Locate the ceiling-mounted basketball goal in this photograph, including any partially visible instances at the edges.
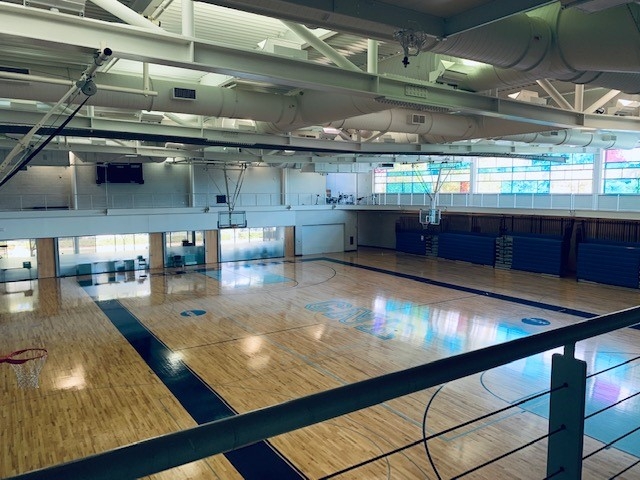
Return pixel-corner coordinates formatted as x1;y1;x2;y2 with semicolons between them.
216;163;248;229
419;208;441;227
218;210;247;229
414;160;452;227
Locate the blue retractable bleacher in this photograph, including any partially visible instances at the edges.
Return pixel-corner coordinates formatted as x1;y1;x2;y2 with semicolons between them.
396;231;427;255
577;241;640;288
437;232;496;266
511;235;565;276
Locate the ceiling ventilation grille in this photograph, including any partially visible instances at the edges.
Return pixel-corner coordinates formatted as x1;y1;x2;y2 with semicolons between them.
409;114;427;125
0;66;30;75
375;98;451;113
172;87;197;100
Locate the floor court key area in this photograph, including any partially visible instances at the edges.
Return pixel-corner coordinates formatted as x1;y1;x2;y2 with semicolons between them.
1;248;640;479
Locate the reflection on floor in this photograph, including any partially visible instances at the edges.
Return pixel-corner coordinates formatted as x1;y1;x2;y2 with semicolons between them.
2;250;639;479
86;259;640;458
200;261;292;286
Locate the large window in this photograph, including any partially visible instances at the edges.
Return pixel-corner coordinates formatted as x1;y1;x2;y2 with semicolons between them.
220;227;285;262
0;239;37;282
604;147;640;193
58;234;149;276
374;154;595;195
165;231;205;267
374;161;471;194
476;154;593;194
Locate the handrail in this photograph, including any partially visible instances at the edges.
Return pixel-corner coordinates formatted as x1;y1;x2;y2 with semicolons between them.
3;192;640;212
10;306;640;480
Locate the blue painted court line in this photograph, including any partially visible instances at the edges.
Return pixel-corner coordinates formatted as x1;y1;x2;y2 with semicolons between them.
308;257;597;318
92;298;305;480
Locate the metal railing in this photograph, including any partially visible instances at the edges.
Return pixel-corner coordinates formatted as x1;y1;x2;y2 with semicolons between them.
1;192;640;212
361;192;640;212
9;305;640;480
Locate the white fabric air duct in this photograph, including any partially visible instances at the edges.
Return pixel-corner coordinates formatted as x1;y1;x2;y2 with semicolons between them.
326;109;478;139
326;109;639;149
438;64;640;95
3;67;635;149
0;69;387;129
493;130;640;149
426;3;640;94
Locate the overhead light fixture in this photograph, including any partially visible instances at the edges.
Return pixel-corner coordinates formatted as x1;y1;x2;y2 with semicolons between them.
393;29;430;67
139;111;164;123
24;0;86;15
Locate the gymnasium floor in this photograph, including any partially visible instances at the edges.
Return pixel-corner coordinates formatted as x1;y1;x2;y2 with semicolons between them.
1;247;640;479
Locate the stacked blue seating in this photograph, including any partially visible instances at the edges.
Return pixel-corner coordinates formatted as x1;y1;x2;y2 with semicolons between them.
577;242;640;288
511;235;565;276
437;232;496;266
396;231;427;255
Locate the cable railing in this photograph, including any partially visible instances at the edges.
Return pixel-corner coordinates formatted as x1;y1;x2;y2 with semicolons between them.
8;305;640;480
2;192;640;213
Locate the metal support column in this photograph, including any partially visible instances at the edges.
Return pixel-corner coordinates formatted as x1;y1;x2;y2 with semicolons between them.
281;167;288;206
367;39;378;74
182;0;194;37
69;152;79;210
546;343;587;479
574;84;584;112
188;161;196;207
282;21;361;72
537;79;575;111
89;0;163;31
585;89;621;114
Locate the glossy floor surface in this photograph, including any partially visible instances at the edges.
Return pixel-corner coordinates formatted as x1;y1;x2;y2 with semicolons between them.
1;248;640;479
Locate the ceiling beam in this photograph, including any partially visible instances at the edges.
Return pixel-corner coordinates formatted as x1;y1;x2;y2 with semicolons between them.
0;136;599;165
2;4;639;134
0;109;604;157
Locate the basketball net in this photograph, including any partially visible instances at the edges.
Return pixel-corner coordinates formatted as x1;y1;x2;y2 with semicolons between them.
3;348;48;389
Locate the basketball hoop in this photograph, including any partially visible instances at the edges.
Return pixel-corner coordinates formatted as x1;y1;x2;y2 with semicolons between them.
420;208;441;227
2;348;48;389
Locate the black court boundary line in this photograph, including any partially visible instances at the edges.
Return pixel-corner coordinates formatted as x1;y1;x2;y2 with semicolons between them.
88;295;306;480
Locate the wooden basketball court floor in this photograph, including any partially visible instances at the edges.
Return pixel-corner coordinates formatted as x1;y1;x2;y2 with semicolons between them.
2;247;640;479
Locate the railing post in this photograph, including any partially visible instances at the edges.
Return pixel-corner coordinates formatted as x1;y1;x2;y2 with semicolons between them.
546;343;587;479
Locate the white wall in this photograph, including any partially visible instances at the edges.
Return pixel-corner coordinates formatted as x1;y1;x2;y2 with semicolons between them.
0;160;357;257
357;171;374;200
299;224;344;254
192;164;327;208
0;206;359;243
326;172;357;198
193;164;282;208
294;209;357;254
0;165;71;209
73;158;190;209
286;169;326;206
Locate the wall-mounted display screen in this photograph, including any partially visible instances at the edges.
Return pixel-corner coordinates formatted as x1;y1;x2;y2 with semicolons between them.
96;163;144;184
